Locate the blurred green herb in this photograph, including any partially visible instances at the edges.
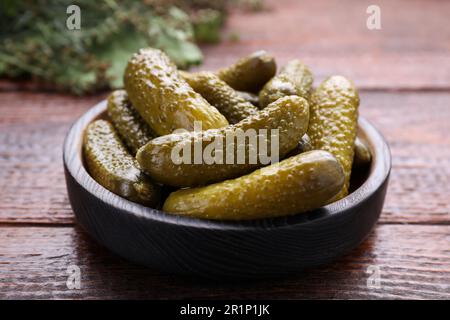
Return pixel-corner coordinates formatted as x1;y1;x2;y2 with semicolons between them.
192;9;224;43
0;0;227;94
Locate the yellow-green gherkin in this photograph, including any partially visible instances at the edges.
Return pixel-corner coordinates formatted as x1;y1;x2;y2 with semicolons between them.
124;48;228;136
353;137;372;167
83;120;161;207
137;96;310;187
163;150;344;220
285;133;313;158
216;50;276;93
287;134;371;170
307;75;360;199
107;90;154;155
259;60;313;109
236;91;260;107
181;71;259;124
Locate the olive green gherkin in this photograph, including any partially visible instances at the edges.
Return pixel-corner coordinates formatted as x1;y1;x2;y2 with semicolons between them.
163;150;344;220
307;75;360;199
83;120;161;207
259;60;313;108
180;71;259;124
107;90;155;155
298;133;313;152
285;133;313;158
124;48;228;136
137;96;310;187
287;134;371;170
216;50;276;93
236;91;260;108
353;137;372;167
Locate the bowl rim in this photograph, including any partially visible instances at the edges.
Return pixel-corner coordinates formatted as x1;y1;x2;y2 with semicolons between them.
63;100;391;231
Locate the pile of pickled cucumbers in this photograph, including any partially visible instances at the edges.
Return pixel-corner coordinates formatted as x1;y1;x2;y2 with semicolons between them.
83;48;372;220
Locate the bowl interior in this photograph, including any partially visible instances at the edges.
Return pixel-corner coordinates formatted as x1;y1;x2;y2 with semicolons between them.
65;100;390;229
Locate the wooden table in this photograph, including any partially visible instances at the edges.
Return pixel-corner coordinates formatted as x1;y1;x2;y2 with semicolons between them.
0;0;449;299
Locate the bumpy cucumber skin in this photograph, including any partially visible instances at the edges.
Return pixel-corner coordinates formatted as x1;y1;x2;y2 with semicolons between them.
83;120;161;207
285;133;313;158
107;90;154;155
307;75;359;199
124;48;228;136
236;91;260;108
216;50;276;93
259;60;313;109
288;134;371;168
353;137;372;167
298;134;313;152
181;71;258;124
137;96;310;187
163;150;344;220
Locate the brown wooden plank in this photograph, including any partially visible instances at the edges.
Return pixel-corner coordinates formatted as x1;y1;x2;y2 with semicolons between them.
1;0;449;92
196;0;450;90
0;224;448;299
1;91;448;224
362;92;450;224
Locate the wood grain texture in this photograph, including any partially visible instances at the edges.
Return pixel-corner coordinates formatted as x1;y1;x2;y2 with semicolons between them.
0;225;448;299
361;92;450;224
196;0;450;90
0;91;448;224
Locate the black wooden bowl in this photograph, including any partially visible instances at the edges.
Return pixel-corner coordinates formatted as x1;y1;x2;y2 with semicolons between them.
63;100;391;278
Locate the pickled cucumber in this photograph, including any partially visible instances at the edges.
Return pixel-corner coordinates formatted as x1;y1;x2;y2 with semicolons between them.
299;134;313;152
137;95;310;187
181;71;259;124
83;119;161;206
353;137;372;167
307;75;359;199
285;133;313;158
107;90;154;155
259;60;313;108
237;91;260;107
124;48;228;136
216;50;276;93
163;150;344;220
287;134;371;170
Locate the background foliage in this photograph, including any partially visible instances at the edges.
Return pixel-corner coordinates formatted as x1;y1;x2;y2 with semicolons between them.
0;0;229;94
